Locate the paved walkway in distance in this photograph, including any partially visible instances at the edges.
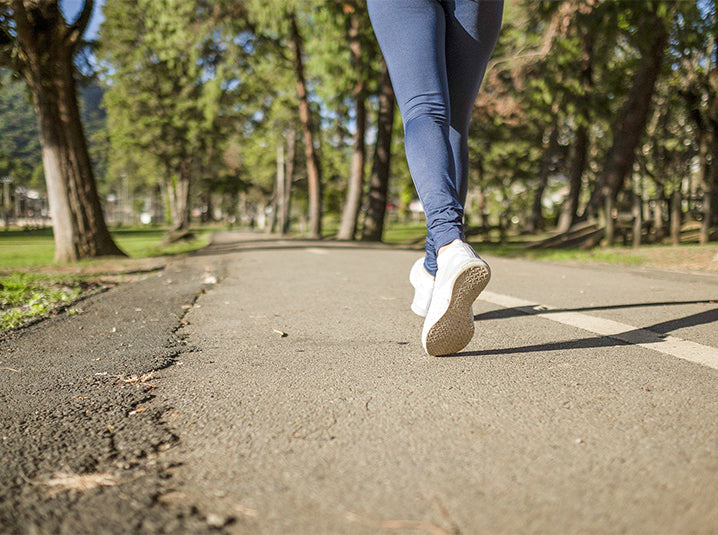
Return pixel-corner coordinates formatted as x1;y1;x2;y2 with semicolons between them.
157;232;718;534
1;230;717;534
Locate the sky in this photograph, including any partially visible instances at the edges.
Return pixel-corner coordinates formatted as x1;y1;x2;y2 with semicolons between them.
60;0;105;41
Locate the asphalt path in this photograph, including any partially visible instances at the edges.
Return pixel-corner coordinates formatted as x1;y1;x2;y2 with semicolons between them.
0;256;217;533
2;231;717;534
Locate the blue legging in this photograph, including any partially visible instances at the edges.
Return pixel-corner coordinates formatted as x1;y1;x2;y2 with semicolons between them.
367;0;503;275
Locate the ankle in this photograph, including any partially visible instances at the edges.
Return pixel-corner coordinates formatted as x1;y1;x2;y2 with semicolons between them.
437;239;463;257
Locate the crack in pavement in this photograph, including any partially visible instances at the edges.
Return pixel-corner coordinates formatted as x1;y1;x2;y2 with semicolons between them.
0;257;224;534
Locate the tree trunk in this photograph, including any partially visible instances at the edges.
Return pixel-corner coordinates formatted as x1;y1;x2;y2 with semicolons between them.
632;192;642;248
157;175;169;225
289;11;322;239
527;125;559;234
337;13;367;241
588;21;667;216
710;188;718;239
361;62;396;242
336;93;366;240
266;193;277;234
681;55;716;243
167;164;191;234
14;0;124;262
653;189;666;241
558;124;589;233
701;126;718;243
165;175;176;229
275;141;286;234
604;195;615;246
202;186;213;223
499;206;510;245
671;190;682;245
527;174;548;234
282;128;296;235
476;184;489;236
558;31;593;233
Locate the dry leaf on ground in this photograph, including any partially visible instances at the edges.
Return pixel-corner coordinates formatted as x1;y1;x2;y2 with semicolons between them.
45;472;118;496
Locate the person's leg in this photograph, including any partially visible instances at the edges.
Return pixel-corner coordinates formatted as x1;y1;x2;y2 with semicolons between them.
420;0;503;355
444;0;504;208
367;0;463;276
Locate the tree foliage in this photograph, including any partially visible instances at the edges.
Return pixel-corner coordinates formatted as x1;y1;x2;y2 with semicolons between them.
2;0;718;246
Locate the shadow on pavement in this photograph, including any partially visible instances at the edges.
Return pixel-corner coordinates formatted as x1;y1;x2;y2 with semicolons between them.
450;304;718;358
475;300;718;321
195;232;718;360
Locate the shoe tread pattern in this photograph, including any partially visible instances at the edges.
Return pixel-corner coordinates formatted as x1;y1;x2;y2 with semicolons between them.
424;261;490;356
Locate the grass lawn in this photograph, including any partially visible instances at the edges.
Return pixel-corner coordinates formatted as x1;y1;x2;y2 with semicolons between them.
0;227;211;269
0;271;90;329
380;221;641;264
380;220;717;272
471;242;646;266
0;227;212;329
2;222;716;330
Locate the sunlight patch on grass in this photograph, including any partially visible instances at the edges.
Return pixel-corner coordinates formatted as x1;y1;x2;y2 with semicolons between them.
0;228;55;268
0;272;93;329
379;221;648;267
0;228;211;329
0;228;212;270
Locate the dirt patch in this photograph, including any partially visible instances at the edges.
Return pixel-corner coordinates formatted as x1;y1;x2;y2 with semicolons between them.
22;256;169;277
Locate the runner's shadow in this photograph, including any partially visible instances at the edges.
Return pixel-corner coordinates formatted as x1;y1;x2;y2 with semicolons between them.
441;306;718;358
474;300;718;321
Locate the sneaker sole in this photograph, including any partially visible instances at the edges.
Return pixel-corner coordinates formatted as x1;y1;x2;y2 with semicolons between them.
424;261;491;356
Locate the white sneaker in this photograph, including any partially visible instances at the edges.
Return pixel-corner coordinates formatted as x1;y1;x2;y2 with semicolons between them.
409;257;434;317
421;241;491;356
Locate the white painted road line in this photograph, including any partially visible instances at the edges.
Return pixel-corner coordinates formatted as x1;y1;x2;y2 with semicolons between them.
479;291;718;371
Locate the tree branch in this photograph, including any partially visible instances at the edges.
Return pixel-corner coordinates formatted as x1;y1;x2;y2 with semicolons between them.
486;2;564;75
0;23;12;47
66;0;94;49
0;3;14;66
11;0;31;47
